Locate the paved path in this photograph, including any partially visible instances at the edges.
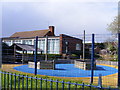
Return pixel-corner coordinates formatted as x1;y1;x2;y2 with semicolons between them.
14;64;117;77
1;64;118;87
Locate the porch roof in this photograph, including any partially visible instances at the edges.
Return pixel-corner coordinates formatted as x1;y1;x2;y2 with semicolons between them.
11;43;43;52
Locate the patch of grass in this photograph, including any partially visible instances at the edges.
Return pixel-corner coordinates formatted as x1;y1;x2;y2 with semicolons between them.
1;64;118;89
1;71;85;89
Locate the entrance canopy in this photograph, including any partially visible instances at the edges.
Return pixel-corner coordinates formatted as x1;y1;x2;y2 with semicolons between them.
10;43;43;63
10;43;43;52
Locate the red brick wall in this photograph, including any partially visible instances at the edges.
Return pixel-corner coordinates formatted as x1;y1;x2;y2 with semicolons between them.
60;34;82;54
46;31;55;36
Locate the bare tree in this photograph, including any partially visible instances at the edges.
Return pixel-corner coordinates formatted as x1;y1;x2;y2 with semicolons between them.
107;16;118;34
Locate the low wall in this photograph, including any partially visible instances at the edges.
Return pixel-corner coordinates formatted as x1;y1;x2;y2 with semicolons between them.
28;60;55;69
56;59;74;64
74;60;96;70
96;60;118;66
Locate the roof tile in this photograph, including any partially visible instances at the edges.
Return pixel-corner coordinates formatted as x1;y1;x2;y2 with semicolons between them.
10;29;50;38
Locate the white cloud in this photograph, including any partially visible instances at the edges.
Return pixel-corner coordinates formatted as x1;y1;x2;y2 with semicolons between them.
2;1;118;37
32;2;117;34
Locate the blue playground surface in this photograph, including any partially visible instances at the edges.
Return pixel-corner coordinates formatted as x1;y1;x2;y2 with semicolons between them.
13;64;118;77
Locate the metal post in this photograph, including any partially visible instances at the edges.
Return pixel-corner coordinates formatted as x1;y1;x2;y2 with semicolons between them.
68;81;71;90
98;74;102;88
118;1;120;87
62;80;64;90
45;79;47;90
34;36;38;75
22;75;24;89
56;79;58;90
18;74;20;89
118;33;120;87
14;73;16;90
0;39;1;90
22;50;24;64
90;34;95;84
45;35;48;61
26;75;28;90
50;79;53;90
14;45;16;62
40;78;42;90
83;30;85;60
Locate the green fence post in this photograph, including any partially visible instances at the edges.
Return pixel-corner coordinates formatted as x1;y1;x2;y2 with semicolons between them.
89;84;92;90
7;72;9;89
40;78;42;90
1;72;3;88
31;76;33;90
22;75;24;90
10;73;12;90
26;75;28;90
56;79;58;90
82;83;84;90
62;80;64;90
45;79;47;90
50;79;53;90
4;71;6;89
108;86;111;90
68;81;71;90
14;73;16;90
36;76;37;90
75;82;77;90
18;74;20;90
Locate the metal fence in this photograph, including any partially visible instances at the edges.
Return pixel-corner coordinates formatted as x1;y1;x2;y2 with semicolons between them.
2;34;118;62
1;33;119;88
1;71;119;90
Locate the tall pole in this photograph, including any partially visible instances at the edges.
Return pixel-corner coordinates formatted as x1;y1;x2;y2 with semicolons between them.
22;49;24;64
34;36;38;75
118;33;120;87
0;39;1;68
14;45;16;62
0;39;1;90
83;30;85;60
118;1;120;87
45;35;48;61
90;34;95;84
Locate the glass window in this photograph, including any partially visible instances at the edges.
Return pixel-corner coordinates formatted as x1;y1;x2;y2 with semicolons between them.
76;44;81;50
48;39;60;54
4;40;12;46
54;39;60;54
22;40;32;45
14;40;21;44
38;38;60;54
38;39;45;53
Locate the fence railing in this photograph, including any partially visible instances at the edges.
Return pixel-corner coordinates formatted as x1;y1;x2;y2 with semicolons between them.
1;71;119;90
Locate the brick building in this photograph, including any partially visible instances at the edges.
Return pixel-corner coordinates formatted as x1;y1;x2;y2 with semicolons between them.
2;26;82;55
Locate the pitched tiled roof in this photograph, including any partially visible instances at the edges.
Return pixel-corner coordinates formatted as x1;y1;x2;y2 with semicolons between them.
10;29;50;38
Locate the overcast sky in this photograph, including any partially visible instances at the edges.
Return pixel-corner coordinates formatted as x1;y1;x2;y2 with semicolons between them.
1;0;118;37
